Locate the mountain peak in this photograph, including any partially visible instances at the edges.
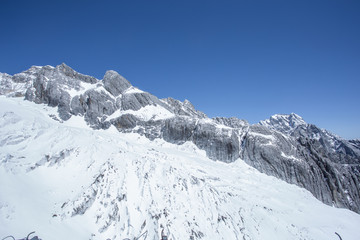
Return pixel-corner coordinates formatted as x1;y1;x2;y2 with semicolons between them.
54;63;98;84
56;62;76;75
57;62;71;69
259;113;306;134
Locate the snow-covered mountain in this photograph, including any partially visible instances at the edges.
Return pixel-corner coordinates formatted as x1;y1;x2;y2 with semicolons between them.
1;64;360;240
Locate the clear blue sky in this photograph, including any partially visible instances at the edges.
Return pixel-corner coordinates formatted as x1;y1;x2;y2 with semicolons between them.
1;0;359;139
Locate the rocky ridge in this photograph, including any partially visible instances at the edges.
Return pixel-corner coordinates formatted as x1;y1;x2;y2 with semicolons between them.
1;63;359;213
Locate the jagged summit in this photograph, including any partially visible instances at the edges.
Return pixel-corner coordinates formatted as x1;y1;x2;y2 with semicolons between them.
1;64;360;215
103;70;132;96
260;113;307;134
0;64;206;127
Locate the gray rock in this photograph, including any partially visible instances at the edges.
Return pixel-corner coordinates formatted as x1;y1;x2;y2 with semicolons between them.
24;74;72;120
162;97;207;118
0;71;33;97
121;92;163;111
0;73;14;95
192;121;240;162
294;131;360;212
19;64;103;122
349;139;360;151
162;117;197;144
162;117;240;162
70;95;85;116
57;91;72;120
111;114;139;130
103;70;131;96
243;115;360;213
57;63;98;84
70;89;117;127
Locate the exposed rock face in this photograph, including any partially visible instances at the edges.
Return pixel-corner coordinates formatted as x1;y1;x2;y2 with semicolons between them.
251;114;360;212
1;64;359;213
121;92;164;111
103;70;131;96
71;89;117;127
20;64;101;121
163;97;207;118
161;117;241;162
0;70;33;97
57;63;98;84
213;117;249;128
349;139;360;151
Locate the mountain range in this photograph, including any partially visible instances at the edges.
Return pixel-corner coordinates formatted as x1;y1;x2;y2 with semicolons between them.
1;63;359;240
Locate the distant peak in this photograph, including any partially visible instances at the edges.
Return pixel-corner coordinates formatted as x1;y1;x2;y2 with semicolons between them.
28;65;44;70
289;112;302;119
56;62;74;72
104;70;123;78
260;113;306;134
183;99;195;110
60;62;69;67
271;113;301;119
270;113;304;122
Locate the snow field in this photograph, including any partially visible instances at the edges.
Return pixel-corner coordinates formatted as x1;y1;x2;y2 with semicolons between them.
0;96;360;240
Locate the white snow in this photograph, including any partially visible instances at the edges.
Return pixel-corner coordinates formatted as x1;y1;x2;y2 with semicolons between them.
109;105;175;121
1;96;360;240
280;152;300;162
67;81;100;98
62;115;91;130
124;86;144;94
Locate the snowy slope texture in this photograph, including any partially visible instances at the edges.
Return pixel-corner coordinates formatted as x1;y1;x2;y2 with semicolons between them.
1;64;359;215
1;96;360;240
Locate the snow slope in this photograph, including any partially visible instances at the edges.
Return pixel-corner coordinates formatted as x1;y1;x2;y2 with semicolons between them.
1;96;359;240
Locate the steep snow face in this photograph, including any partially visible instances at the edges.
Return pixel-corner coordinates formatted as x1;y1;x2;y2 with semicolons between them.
1;96;360;240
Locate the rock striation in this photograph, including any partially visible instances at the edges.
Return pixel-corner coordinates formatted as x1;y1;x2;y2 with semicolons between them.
1;64;359;213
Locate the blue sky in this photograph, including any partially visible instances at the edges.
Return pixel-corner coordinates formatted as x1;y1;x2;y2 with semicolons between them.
1;0;359;139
